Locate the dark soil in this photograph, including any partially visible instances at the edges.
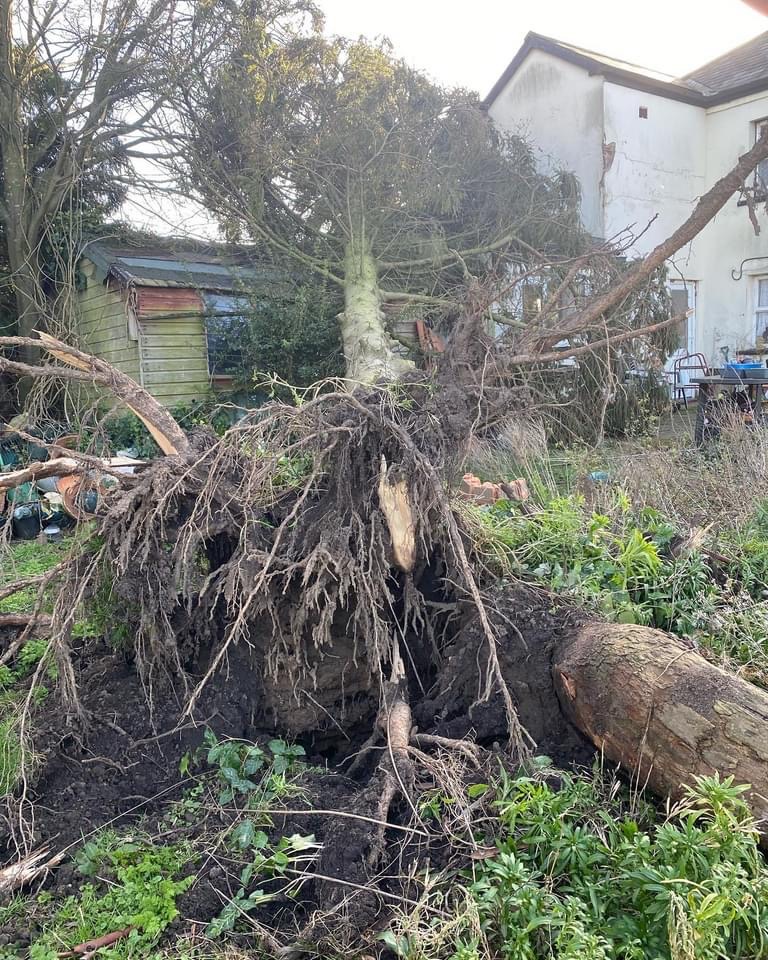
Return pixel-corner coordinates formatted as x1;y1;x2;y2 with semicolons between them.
416;583;593;765
1;583;594;945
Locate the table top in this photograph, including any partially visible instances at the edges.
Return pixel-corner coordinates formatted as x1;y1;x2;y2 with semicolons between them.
691;375;768;385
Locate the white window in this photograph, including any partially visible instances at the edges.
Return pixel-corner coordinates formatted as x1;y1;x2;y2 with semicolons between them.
756;278;768;342
755;120;768;196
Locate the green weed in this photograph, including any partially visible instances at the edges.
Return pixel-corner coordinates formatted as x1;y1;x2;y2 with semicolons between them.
201;730;306;806
206;832;320;938
198;730;318;938
384;768;768;960
468;769;766;960
30;841;193;960
469;491;768;684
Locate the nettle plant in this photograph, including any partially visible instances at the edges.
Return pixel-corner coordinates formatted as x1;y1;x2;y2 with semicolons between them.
199;730;318;939
202;729;306;805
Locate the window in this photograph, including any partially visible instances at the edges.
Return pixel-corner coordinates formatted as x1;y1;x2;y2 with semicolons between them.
669;287;690;353
755;278;768;343
202;292;251;376
755;120;768;197
639;106;648;119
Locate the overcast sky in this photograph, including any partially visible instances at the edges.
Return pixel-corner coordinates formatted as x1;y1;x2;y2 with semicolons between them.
321;0;767;97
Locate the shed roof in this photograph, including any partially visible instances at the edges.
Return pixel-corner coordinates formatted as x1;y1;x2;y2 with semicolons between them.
83;237;287;293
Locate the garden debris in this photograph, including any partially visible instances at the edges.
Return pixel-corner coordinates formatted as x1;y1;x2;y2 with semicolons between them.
0;454;142;526
0;845;64;894
65;927;134;958
459;473;530;505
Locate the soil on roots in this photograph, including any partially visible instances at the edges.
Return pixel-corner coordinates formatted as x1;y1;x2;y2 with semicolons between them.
1;585;593;947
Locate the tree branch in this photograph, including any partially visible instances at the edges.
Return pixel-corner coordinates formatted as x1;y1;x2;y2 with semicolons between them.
520;128;768;352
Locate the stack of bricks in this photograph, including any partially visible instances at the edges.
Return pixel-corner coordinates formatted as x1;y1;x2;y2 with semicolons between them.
458;474;530;506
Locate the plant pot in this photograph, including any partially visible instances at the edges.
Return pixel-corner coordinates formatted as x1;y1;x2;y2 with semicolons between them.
12;503;42;540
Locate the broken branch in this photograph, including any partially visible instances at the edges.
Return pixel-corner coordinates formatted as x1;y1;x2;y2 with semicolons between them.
0;334;190;457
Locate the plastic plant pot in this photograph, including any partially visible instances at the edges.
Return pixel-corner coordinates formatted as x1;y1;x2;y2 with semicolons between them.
12;503;42;540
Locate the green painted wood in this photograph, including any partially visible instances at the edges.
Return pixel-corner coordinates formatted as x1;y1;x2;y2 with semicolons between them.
75;276;217;407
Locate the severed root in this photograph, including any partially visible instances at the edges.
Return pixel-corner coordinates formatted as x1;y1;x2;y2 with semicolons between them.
0;845;64;894
410;732;484;768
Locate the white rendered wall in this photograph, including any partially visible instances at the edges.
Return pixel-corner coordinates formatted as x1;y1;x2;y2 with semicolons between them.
487;50;605;238
694;92;768;360
602;83;706;264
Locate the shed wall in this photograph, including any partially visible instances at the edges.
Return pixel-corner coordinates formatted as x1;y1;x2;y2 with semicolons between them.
77;263;141;381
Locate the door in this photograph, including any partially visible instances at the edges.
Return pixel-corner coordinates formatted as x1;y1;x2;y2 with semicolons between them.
665;281;697;396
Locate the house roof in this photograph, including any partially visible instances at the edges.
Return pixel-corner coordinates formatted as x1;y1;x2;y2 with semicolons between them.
683;31;768;96
82;236;286;293
483;30;768;110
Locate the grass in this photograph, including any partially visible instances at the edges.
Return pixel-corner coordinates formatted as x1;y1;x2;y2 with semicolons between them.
463;421;768;686
0;539;67;616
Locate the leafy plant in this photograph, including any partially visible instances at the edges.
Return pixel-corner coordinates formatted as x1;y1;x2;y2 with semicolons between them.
202;730;306;805
463;768;768;960
206;832;320;938
31;841;193;960
469;491;768;683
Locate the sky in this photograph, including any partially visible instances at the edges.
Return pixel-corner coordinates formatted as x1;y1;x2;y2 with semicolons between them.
320;0;768;98
126;0;768;234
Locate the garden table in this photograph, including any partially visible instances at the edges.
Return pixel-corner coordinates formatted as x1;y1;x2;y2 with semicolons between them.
690;374;768;444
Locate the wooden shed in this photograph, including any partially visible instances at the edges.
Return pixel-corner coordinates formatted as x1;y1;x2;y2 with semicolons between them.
76;238;283;406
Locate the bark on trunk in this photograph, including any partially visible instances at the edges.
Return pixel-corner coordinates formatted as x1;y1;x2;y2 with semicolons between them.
339;242;415;382
554;622;768;829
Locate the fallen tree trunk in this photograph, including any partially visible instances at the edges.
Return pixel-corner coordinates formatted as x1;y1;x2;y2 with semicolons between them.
553;622;768;828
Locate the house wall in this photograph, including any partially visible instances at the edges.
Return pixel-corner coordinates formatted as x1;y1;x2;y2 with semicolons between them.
693;91;768;360
487;49;605;237
487;48;768;365
602;83;707;262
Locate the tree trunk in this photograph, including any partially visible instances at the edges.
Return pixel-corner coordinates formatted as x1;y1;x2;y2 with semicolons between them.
553;622;768;828
339;241;414;382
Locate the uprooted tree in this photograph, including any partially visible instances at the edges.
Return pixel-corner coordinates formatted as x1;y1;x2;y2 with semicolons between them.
2;21;768;946
171;21;672;384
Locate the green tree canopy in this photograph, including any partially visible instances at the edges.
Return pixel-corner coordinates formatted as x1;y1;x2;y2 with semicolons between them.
175;24;588;380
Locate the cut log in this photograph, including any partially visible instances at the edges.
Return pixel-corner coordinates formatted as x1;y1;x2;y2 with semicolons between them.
553;622;768;829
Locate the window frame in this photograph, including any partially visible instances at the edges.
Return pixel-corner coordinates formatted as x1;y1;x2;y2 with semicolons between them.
755;276;768;343
754;118;768;199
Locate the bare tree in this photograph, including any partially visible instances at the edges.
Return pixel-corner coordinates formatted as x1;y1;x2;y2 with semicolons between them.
0;0;245;361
